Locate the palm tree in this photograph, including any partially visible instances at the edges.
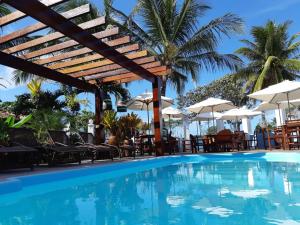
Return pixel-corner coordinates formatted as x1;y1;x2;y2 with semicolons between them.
105;0;243;95
0;77;6;88
0;4;10;18
235;21;300;92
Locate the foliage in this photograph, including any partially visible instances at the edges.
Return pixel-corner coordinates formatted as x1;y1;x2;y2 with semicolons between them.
235;20;300;92
137;121;150;133
178;74;251;109
0;101;14;114
102;82;131;102
207;126;217;135
0;115;32;146
102;110;119;136
28;110;67;144
118;112;142;139
27;79;42;97
0;4;10;18
11;90;65;116
72;110;95;132
0;77;7;88
105;0;243;94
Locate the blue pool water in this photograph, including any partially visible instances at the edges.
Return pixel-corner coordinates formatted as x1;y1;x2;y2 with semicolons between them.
2;153;300;225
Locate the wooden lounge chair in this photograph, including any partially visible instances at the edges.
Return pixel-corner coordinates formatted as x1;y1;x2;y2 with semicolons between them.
0;128;39;171
78;132;120;160
46;130;91;166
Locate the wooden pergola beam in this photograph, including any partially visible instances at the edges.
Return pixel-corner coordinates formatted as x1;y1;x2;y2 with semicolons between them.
3;0;157;83
0;0;65;26
85;63;164;81
98;66;168;83
63;50;148;74
25;27;119;61
70;51;149;78
3;17;105;54
47;38;135;69
103;70;168;83
77;56;158;79
0;51;96;91
0;4;90;44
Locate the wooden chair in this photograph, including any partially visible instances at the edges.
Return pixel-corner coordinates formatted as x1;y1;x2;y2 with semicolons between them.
202;135;216;152
285;120;300;150
215;129;233;152
190;134;203;153
232;131;247;151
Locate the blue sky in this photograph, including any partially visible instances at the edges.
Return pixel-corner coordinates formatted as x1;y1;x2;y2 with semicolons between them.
1;0;300;133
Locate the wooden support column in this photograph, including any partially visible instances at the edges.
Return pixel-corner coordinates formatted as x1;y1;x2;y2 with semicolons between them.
152;77;164;156
95;88;105;144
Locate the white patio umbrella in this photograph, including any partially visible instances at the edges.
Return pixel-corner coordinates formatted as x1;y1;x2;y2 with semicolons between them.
193;112;223;121
162;106;183;133
127;92;173;134
220;108;262;131
254;99;300;125
187;97;236;127
248;80;300;116
192;112;223;136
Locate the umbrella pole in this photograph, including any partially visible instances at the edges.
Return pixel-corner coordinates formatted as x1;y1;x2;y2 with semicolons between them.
277;103;283;126
168;114;171;136
212;107;215;128
287;93;291;120
147;103;150;135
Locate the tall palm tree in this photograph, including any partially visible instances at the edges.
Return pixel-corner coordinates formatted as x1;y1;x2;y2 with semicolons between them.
105;0;243;95
235;21;300;92
0;77;6;88
0;4;10;18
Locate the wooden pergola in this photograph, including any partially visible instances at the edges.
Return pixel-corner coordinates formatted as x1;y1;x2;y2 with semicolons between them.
0;0;168;155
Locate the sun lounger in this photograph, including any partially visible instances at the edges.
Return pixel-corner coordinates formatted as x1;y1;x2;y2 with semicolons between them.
0;128;39;171
46;130;91;166
78;132;121;160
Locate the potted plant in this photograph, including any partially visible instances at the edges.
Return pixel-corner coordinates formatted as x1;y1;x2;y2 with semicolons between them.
102;110;120;146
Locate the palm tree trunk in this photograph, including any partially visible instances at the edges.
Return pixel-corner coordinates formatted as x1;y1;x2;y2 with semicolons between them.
161;75;168;96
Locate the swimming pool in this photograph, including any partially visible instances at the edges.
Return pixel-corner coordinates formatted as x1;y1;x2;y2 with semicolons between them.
1;152;300;225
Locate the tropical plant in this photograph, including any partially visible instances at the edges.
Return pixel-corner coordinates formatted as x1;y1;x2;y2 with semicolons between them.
0;4;10;17
72;110;95;132
118;112;142;139
0;114;32;146
102;82;131;102
102;110;119;136
105;0;243;95
28;110;67;144
27;79;42;97
235;21;300;92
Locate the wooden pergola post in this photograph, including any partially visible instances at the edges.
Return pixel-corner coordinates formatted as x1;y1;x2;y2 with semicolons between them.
152;77;164;156
95;88;105;144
